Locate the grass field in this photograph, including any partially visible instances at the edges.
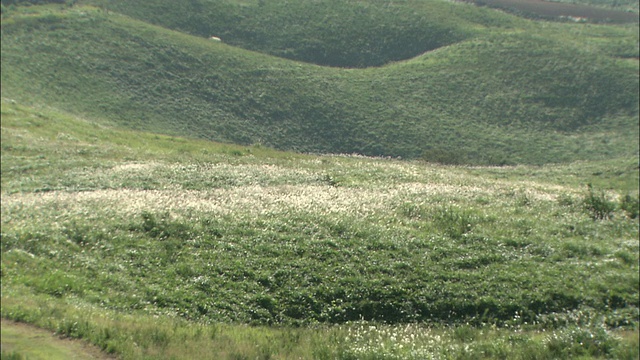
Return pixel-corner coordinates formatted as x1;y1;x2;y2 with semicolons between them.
1;319;116;360
1;99;638;358
1;0;639;358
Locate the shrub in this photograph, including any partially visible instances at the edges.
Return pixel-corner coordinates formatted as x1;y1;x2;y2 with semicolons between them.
582;184;616;220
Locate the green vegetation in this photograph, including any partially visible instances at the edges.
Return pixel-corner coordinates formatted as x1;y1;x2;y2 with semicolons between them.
2;99;638;358
83;0;478;68
1;0;638;358
1;319;114;360
1;1;638;164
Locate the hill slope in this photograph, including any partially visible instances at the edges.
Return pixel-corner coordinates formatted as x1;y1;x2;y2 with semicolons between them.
1;2;638;164
1;99;639;358
81;0;639;67
83;0;482;69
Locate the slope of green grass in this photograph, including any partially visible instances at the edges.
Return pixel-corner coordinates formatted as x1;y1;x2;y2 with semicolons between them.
80;0;639;66
1;2;638;358
2;99;638;358
1;3;638;165
79;0;492;68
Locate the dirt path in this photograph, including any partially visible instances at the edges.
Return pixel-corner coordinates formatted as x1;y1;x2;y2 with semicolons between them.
1;319;117;360
478;0;639;22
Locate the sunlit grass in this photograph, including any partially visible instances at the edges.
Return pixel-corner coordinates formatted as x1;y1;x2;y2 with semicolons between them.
2;2;638;164
1;100;638;358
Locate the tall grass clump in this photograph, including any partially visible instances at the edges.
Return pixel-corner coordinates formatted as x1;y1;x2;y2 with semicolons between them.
431;205;479;240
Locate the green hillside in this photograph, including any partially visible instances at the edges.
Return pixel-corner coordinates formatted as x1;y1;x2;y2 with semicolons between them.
82;0;480;69
2;99;639;358
2;2;639;358
1;1;638;165
80;0;639;66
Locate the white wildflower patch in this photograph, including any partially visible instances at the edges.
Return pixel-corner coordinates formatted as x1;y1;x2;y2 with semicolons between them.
110;162;163;173
1;179;533;228
1;157;584;232
2;185;399;222
338;322;461;359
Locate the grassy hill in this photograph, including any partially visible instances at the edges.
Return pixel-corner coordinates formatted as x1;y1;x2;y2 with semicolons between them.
81;0;639;66
1;98;639;359
1;2;639;358
1;1;638;165
82;0;480;69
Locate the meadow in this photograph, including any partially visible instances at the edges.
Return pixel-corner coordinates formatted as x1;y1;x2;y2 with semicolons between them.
1;0;639;358
1;99;638;358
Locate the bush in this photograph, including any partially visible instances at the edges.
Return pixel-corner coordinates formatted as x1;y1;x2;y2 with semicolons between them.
583;184;616;220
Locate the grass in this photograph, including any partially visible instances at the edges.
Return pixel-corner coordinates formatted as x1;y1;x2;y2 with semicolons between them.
82;0;478;68
1;0;638;357
1;99;638;358
1;1;638;164
1;319;115;360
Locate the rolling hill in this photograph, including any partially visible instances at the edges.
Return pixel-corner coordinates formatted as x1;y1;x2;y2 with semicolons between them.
1;0;638;165
1;98;639;358
1;2;639;357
